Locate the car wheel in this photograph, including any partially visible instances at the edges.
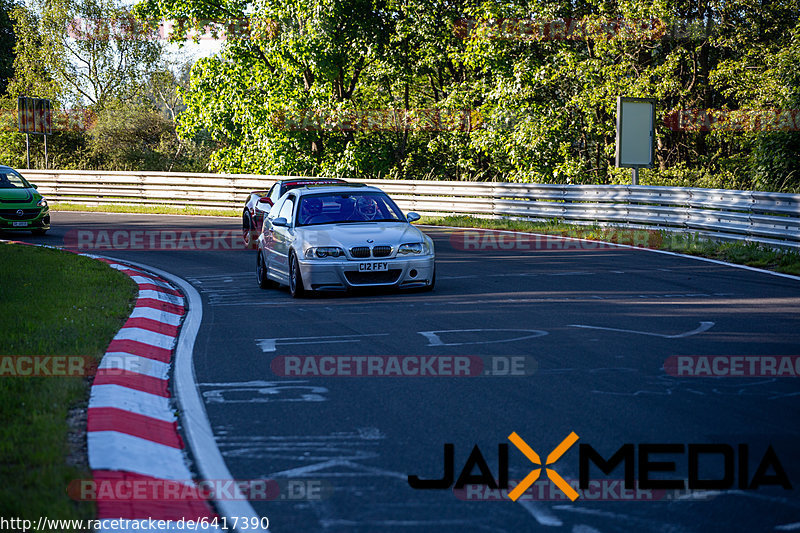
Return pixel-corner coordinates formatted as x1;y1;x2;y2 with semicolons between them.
242;212;255;249
289;251;305;298
256;250;276;289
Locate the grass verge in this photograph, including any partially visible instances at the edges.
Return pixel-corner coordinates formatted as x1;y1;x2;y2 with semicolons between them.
51;201;240;218
0;243;138;521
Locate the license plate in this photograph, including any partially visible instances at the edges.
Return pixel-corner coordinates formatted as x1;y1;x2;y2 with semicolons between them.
12;221;28;227
359;262;388;272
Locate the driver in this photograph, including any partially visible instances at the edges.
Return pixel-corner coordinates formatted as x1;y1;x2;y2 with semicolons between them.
354;196;378;221
300;197;323;224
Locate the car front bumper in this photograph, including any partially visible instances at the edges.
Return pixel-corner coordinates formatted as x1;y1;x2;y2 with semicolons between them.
298;255;435;291
0;206;50;232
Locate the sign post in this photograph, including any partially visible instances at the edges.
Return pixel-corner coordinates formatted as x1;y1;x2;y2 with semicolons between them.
17;96;53;169
615;97;655;185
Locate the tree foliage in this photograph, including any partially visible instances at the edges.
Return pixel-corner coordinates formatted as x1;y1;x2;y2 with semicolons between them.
8;0;162;106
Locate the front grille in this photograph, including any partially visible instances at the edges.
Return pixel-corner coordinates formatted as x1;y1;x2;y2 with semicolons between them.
372;245;392;257
0;208;40;220
345;269;402;285
350;246;370;258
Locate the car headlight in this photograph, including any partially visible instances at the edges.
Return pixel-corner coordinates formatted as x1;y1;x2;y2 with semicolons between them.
398;242;427;255
37;198;47;208
305;246;345;259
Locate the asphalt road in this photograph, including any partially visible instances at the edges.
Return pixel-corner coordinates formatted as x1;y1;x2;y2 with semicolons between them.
9;211;800;533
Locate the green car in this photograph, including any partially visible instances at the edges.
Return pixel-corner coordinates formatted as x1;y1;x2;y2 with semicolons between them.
0;165;50;235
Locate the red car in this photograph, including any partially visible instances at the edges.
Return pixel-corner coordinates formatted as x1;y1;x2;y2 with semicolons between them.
242;178;347;248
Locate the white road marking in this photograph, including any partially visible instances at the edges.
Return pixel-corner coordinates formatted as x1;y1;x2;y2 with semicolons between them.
255;333;389;352
264;458;408;480
418;328;548;347
201;381;328;403
568;321;715;338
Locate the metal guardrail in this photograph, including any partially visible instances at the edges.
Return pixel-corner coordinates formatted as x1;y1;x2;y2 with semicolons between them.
20;169;800;249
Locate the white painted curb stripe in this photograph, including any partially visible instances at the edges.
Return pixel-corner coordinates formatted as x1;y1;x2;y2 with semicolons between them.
113;327;176;350
129;306;183;325
90;385;175;423
138;289;185;306
99;352;171;380
130;274;178;290
88;431;191;481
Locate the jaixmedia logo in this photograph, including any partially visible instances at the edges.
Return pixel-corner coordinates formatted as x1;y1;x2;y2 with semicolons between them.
408;432;793;502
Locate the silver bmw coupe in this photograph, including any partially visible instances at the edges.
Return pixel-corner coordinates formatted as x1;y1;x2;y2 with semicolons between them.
256;184;435;297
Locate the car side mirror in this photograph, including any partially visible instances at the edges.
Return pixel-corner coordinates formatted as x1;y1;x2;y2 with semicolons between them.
31;183;38;189
407;212;421;223
272;217;289;227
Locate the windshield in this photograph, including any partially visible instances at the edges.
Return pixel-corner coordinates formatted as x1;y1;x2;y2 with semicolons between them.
296;192;406;226
0;170;31;189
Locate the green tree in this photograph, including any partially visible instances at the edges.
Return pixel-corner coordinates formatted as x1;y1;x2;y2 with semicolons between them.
0;0;19;95
9;0;161;106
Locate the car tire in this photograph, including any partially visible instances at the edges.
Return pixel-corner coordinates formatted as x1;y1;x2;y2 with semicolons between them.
289;251;305;298
257;250;276;289
242;212;255;249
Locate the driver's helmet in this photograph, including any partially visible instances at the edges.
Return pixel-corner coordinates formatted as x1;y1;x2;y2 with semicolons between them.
301;197;323;221
355;196;378;220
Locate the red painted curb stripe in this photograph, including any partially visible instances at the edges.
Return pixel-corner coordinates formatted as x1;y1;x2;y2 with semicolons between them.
106;339;172;363
136;298;185;316
122;316;180;337
85;471;221;520
95;499;217;522
93;369;169;398
88;407;183;449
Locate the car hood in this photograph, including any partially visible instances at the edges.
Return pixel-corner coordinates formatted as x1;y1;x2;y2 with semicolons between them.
0;188;34;203
297;222;426;248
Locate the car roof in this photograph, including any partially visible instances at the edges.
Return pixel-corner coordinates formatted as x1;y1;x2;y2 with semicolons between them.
279;178;346;187
291;184;382;197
